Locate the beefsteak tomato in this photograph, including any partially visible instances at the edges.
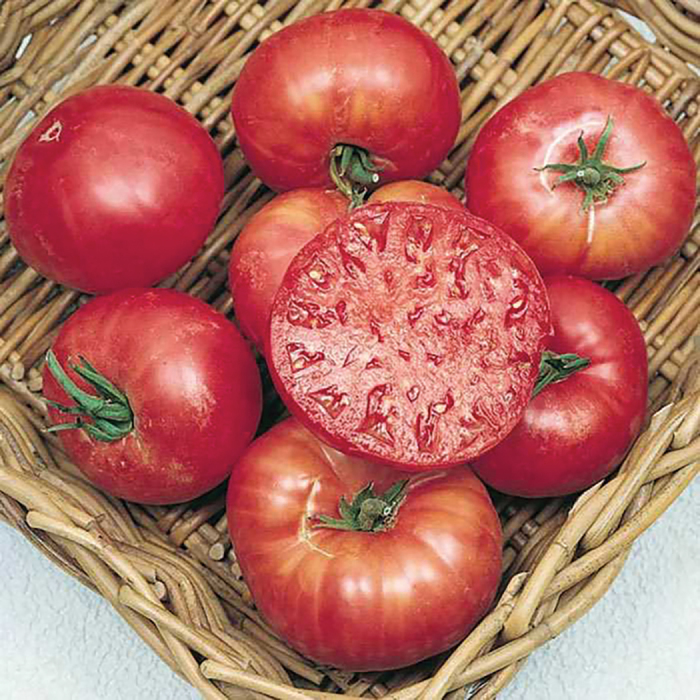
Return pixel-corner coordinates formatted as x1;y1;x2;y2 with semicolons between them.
464;72;696;280
43;288;262;504
231;9;461;201
226;417;502;671
5;85;225;294
267;202;551;470
472;276;648;497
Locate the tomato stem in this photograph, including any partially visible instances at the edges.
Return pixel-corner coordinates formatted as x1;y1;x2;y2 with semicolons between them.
329;144;383;209
536;116;646;211
312;478;409;533
44;349;134;442
533;350;591;398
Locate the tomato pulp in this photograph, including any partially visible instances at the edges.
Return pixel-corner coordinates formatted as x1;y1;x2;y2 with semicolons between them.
267;202;551;470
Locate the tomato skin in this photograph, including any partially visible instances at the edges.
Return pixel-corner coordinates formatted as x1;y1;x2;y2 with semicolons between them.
472;276;648;498
230;188;348;348
231;9;461;192
43;289;262;505
5;85;224;294
464;72;696;280
226;417;502;671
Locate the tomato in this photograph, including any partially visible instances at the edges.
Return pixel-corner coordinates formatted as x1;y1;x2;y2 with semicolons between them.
42;288;262;505
464;72;696;280
472;276;648;498
229;182;463;349
267;202;551;470
5;85;224;294
226;417;502;671
231;9;461;201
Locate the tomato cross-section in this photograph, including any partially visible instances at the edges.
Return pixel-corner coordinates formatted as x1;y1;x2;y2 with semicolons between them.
267;202;552;470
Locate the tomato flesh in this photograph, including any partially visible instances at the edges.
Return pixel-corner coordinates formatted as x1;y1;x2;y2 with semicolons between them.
268;202;551;469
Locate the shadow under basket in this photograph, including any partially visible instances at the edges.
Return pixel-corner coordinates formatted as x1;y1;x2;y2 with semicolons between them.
1;1;699;699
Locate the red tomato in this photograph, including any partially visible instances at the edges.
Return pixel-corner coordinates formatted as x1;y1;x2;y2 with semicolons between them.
231;9;461;197
226;417;502;671
464;72;696;280
229;182;463;349
42;289;262;504
267;202;551;470
472;276;648;498
5;85;224;294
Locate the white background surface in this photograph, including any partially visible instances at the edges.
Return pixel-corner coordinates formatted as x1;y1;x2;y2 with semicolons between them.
1;475;698;699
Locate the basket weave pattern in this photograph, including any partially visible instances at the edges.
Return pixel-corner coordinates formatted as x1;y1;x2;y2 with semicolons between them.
1;1;699;698
615;0;700;68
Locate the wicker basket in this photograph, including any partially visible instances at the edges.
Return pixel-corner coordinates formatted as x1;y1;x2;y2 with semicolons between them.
1;1;699;698
614;0;700;68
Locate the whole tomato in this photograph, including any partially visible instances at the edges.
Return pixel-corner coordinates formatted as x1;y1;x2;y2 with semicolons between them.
5;85;224;294
229;182;462;349
472;276;648;498
267;202;551;470
226;417;502;671
43;289;262;504
464;72;696;280
231;9;461;202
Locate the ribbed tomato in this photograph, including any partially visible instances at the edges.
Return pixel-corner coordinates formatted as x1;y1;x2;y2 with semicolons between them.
226;417;502;671
231;9;461;201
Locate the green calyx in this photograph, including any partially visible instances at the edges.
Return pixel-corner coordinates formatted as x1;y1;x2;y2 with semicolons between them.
312;478;409;533
329;143;383;209
44;349;134;442
536;116;646;211
533;350;591;398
